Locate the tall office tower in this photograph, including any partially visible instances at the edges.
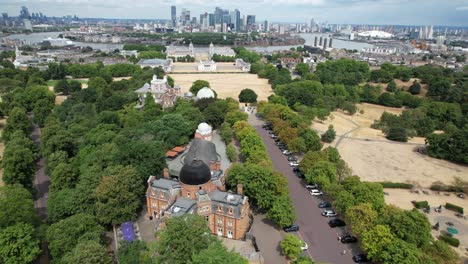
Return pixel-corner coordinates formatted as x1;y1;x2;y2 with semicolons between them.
246;15;255;31
23;19;32;31
264;20;269;32
234;9;241;31
209;14;215;27
424;25;429;39
310;18;315;28
171;6;176;27
428;25;433;39
279;25;285;34
214;7;223;24
323;38;328;49
314;36;318;47
201;13;209;30
329;38;333;48
20;6;30;19
319;36;323;46
418;27;423;39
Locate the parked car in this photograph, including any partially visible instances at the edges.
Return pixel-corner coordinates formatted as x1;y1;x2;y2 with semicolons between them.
276;141;285;146
289;161;299;167
352;254;369;263
328;219;346;228
295;172;305;178
282;150;292;155
274;138;280;142
287;156;297;162
340;235;358;244
300;241;308;250
310;189;323;196
270;134;278;139
318;201;332;208
305;184;318;189
268;130;275;134
283;224;299;232
321;209;337;217
292;167;300;173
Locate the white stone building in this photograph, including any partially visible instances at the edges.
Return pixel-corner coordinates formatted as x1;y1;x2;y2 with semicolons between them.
197;60;217;72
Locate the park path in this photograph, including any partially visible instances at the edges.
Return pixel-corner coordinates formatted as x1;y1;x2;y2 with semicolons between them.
31;119;50;264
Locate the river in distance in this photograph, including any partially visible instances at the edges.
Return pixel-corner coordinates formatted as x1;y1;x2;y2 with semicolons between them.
3;32;374;52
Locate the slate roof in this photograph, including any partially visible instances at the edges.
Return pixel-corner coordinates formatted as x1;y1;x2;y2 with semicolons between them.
168;197;197;217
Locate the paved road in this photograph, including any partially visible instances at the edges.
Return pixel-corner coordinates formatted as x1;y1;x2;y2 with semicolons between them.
32;122;49;219
250;213;286;264
249;114;358;264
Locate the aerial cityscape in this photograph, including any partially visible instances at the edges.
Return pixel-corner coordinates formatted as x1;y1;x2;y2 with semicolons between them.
0;1;467;264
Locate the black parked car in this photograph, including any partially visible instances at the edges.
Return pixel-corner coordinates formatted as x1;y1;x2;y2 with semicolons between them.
340;235;358;244
352;254;369;263
292;167;300;173
318;201;332;208
287;156;297;162
283;224;299;232
328;219;346;228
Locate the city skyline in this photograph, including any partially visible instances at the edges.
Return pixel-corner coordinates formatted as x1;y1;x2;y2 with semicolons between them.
1;0;468;26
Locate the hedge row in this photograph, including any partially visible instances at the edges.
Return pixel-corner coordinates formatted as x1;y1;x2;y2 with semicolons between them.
445;203;464;214
413;201;428;209
430;184;464;193
379;182;414;189
439;235;460;247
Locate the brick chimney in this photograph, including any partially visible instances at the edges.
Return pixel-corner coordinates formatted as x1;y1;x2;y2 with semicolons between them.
215;160;221;171
237;184;243;195
163;168;169;179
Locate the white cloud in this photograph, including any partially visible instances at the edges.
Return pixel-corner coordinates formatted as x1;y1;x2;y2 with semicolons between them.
456;6;468;10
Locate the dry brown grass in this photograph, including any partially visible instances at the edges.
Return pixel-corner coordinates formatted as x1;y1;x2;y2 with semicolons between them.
311;103;468;187
169;73;273;101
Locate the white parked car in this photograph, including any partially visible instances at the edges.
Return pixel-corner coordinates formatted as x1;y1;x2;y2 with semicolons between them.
301;241;308;250
289;161;299;167
309;189;323;196
282;150;292;155
321;209;337;217
305;184;318;189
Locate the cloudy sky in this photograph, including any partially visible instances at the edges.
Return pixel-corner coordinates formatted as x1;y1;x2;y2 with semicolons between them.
2;0;468;26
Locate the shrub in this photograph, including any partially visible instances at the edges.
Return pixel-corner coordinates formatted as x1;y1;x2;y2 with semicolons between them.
226;144;237;162
413;201;428;209
321;125;336;143
430;184;464;193
386;126;408;142
379;182;414;189
445;203;464;214
439;235;460;247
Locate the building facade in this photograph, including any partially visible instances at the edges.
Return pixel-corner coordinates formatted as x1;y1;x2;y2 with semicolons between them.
135;75;180;108
198;60;217;72
146;123;251;240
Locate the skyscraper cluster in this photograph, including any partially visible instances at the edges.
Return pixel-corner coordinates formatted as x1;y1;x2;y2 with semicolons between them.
418;25;434;39
170;6;256;32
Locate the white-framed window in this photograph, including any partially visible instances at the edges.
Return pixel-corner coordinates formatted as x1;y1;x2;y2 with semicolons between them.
152;202;157;208
228;220;233;227
217;218;223;225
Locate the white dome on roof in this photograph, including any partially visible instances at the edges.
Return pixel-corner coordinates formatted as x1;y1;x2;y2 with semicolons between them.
196;122;212;135
196;87;215;99
357;30;393;38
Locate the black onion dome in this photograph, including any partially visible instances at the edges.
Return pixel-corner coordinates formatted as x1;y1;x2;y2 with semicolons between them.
179;159;211;185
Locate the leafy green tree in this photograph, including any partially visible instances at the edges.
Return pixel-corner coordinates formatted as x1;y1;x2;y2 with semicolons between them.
225;111;248;126
47;62;66;79
321;125;336;143
0;223;41;264
280;234;303;260
386;80;397;92
226;144;237;162
268;94;288;105
2;132;36;190
46;213;104;260
333;190;356;213
95;165;143;225
191;241;248;264
203;100;228;128
118;240;152;264
0;184;40;228
142;93;162;120
409;81;421;95
379;239;422;264
54;79;70;94
293;255;315;264
50;162;78;191
383;209;432;248
386;126;408;142
220;122;233;144
427;78;451;101
47;188;78;223
361;225;395;262
33;98;54;127
422;240;459;264
316;59;370;85
3;107;30;142
155;214;216;263
190;80;210;94
61;240;112;264
305;161;337;189
295;63;311;76
299;150;328;174
345;203;378;236
267;195;297;228
301;129;322;152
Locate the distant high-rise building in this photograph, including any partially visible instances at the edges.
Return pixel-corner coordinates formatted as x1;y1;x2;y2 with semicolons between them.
428;25;433;39
246;15;255;31
209;14;215;27
171;6;176;27
279;25;285;34
2;13;8;19
20;6;30;19
214;7;223;24
229;9;241;31
264;20;269;32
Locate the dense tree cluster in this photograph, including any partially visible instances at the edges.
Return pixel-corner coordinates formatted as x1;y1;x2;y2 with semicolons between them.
258;102;322;153
233;47;261;63
316;59;370;85
238;88;258;103
229;120;296;227
211;54;236;62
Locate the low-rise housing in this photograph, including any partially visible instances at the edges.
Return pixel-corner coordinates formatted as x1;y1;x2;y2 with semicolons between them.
138;58;173;72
